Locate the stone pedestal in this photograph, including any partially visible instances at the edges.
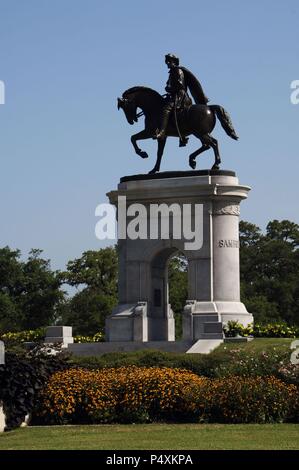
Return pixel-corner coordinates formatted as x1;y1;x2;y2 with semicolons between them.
44;326;73;346
106;170;253;343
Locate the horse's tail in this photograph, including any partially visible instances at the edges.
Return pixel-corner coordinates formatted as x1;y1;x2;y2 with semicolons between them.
210;105;239;140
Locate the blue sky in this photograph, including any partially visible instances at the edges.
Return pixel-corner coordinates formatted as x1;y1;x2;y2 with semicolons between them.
0;0;298;271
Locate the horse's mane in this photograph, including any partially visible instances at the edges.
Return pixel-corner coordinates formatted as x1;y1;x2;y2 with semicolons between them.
123;86;163;102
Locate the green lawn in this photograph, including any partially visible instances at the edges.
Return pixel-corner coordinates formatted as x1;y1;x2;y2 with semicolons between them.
215;337;294;354
0;424;298;450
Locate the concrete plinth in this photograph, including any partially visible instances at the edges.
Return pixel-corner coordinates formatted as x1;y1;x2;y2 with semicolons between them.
44;326;74;346
105;169;253;347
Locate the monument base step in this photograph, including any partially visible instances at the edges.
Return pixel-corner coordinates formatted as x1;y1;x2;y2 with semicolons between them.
195;333;224;340
224;336;254;343
67;338;223;356
186;339;223;354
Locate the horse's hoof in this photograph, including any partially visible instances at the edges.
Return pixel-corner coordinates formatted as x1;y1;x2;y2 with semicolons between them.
139;151;148;159
148;168;157;175
211;164;220;170
189;159;196;170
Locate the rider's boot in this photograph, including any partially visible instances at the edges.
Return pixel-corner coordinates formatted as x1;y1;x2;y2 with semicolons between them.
179;136;189;147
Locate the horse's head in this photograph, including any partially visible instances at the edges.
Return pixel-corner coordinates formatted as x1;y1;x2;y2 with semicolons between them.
118;87;164;126
117;95;138;125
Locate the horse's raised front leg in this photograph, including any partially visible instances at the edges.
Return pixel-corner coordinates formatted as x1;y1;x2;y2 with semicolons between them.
131;129;151;159
148;138;166;174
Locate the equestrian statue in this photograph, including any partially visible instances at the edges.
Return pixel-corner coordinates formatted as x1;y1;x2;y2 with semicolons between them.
117;53;238;174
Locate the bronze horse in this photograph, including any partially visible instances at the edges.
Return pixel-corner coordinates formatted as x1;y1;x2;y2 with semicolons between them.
118;86;238;174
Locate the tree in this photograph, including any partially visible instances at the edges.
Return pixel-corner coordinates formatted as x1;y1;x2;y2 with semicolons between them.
20;249;64;329
59;247;118;336
168;253;188;338
240;219;299;325
0;292;23;332
60;289;117;336
0;247;24;298
63;247;117;295
266;219;299;247
0;247;63;332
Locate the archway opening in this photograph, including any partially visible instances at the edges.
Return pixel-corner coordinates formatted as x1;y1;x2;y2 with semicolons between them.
168;252;188;340
149;248;188;341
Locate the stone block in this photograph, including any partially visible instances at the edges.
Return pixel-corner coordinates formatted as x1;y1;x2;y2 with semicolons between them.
0;340;4;365
44;326;73;345
0;405;5;433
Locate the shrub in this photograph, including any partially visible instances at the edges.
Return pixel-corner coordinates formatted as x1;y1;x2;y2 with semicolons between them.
212;347;290;378
35;366;205;424
0;350;69;430
73;332;104;343
35;368;299;425
198;376;297;423
223;321;299;338
0;328;105;347
277;362;299;386
0;328;45;347
72;346;292;381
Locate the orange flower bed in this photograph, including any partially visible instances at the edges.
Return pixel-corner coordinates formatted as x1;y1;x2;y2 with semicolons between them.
197;375;298;423
38;366;205;424
35;367;298;424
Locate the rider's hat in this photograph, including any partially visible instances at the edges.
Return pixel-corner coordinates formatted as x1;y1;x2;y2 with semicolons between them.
165;53;179;65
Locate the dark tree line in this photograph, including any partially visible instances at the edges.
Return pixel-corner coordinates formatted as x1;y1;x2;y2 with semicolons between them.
0;219;298;335
239;219;299;325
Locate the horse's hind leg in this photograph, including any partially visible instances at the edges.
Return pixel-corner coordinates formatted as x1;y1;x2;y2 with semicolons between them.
188;136;210;169
209;136;221;170
190;134;221;170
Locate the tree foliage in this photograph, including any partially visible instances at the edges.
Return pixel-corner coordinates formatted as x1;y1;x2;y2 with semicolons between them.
59;247;118;335
168;253;188;338
0;247;63;332
240;219;299;324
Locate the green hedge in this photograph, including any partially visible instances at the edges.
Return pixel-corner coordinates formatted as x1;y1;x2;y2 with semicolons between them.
0;329;104;347
224;321;299;338
71;346;299;384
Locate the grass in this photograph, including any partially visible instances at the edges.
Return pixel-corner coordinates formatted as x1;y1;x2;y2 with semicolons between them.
217;338;294;353
0;424;299;450
211;338;295;359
